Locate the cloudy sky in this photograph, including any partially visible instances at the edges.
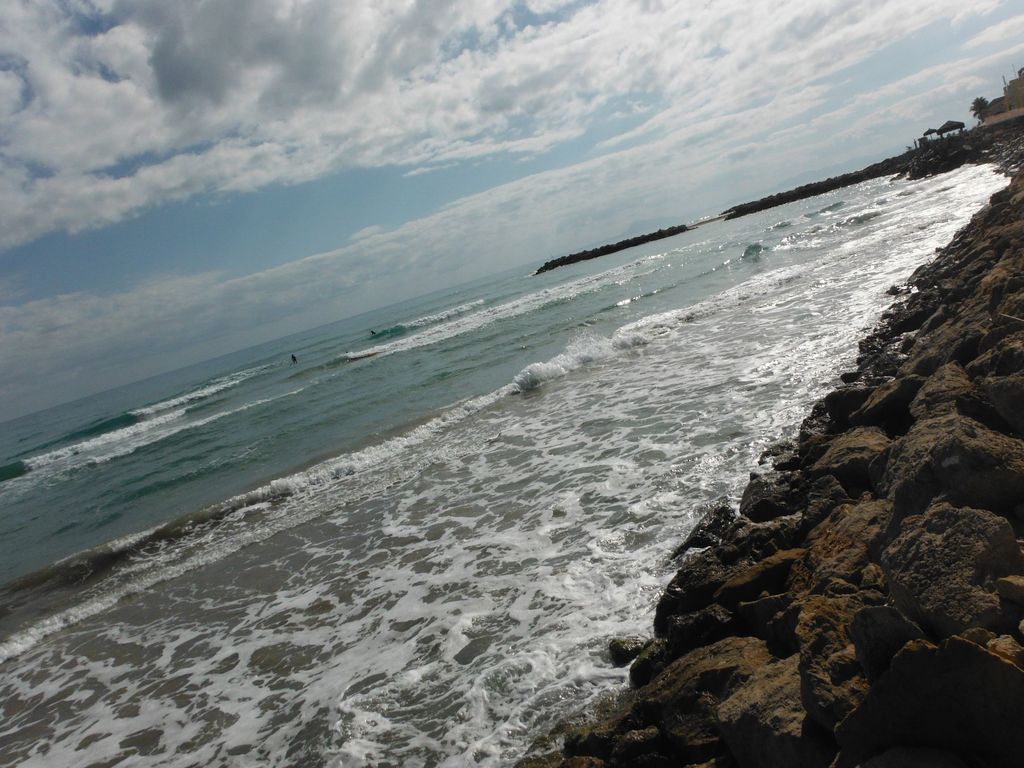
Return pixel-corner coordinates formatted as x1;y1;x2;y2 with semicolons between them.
1;0;1023;420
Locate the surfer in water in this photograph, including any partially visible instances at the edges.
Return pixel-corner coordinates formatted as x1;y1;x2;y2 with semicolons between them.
370;330;377;336
291;354;298;364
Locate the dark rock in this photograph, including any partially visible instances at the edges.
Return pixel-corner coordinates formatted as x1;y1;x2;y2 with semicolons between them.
848;376;924;434
713;549;805;609
609;726;665;764
848;606;926;681
835;636;1024;768
654;549;732;635
823;387;873;428
881;501;1024;637
809;427;890;496
996;574;1024;605
609;637;647;667
736;592;799;656
666;604;737;660
799;475;851;533
630;639;668;688
716;654;835;768
985;634;1024;670
739;472;797;523
671;503;738;559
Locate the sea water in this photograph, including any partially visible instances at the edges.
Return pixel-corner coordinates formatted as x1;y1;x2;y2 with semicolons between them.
0;164;1008;767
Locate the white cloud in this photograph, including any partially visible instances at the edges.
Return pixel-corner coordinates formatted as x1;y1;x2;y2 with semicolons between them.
0;0;1018;416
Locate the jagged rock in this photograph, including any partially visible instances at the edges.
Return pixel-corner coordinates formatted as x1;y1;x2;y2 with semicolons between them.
965;330;1024;377
609;726;666;764
876;412;1024;518
630;639;668;687
713;549;805;609
666;604;736;660
881;501;1024;637
794;593;872;731
849;376;924;433
672;503;738;558
655;549;733;635
835;637;1024;768
739;472;797;523
809;428;890;496
982;374;1024;434
788;500;891;594
716;655;835;768
609;637;648;667
848;606;926;681
737;592;799;656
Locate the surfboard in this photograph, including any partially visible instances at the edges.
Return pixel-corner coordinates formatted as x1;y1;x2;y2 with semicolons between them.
346;350;378;361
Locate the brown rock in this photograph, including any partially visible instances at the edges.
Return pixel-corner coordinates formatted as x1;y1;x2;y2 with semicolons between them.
810;427;890;496
881;501;1023;636
736;593;799;656
609;726;665;764
609;636;647;667
996;574;1024;605
654;549;732;635
739;472;796;523
672;503;738;558
966;330;1024;377
630;639;668;687
876;412;1024;518
824;386;873;428
835;637;1024;768
908;362;978;420
666;604;736;660
788;500;892;594
987;634;1024;669
716;655;835;768
800;475;851;533
794;593;872;731
848;606;925;681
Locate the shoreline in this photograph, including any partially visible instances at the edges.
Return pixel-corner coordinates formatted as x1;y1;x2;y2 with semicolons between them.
521;128;1024;766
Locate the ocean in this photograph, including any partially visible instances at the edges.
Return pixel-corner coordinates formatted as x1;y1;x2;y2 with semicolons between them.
0;164;1008;767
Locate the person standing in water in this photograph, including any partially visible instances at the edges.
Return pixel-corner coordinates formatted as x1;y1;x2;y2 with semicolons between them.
291;354;298;364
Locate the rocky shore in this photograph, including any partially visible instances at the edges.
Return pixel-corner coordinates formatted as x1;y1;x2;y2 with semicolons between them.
520;135;1024;767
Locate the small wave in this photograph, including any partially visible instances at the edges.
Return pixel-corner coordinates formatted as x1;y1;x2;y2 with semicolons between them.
512;331;647;392
62;412;142;443
839;210;883;227
806;200;845;217
407;299;485;329
742;243;767;260
131;364;271;417
768;220;792;231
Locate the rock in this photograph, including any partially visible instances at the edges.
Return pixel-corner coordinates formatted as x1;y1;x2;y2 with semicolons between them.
666;604;736;660
996;574;1024;605
982;374;1024;434
737;593;799;656
609;637;647;667
739;472;797;523
823;387;873;428
630;639;668;687
671;503;738;558
860;746;970;768
835;637;1024;768
788;500;892;594
794;593;872;731
654;549;733;635
849;376;924;433
966;331;1024;377
716;655;835;768
639;637;774;765
986;634;1024;669
876;412;1024;518
713;549;805;609
848;606;926;681
809;427;890;496
609;726;665;764
881;501;1024;636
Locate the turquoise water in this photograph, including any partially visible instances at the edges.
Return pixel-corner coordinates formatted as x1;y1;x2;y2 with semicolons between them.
0;165;1008;767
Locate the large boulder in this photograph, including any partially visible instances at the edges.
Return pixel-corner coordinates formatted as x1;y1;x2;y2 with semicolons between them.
716;654;835;768
849;376;924;433
880;501;1024;637
713;549;805;609
875;412;1024;518
835;637;1024;768
794;593;874;731
981;374;1024;435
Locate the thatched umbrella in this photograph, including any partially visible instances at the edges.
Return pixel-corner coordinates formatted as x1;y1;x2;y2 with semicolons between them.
936;120;966;135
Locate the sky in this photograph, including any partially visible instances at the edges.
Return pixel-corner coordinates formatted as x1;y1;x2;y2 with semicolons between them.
2;0;1024;421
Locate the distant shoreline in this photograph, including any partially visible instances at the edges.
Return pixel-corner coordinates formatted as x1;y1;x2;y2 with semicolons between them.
533;224;690;276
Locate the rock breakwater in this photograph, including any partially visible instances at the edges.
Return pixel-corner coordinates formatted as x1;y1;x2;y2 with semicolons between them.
520;170;1024;767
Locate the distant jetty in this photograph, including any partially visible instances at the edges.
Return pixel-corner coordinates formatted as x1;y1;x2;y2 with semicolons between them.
533;224;690;276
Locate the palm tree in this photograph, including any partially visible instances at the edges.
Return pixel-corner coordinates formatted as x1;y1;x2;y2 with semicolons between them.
971;96;990;122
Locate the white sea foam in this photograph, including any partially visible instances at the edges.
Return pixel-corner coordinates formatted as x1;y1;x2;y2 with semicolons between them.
131;364;273;417
406;298;486;328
